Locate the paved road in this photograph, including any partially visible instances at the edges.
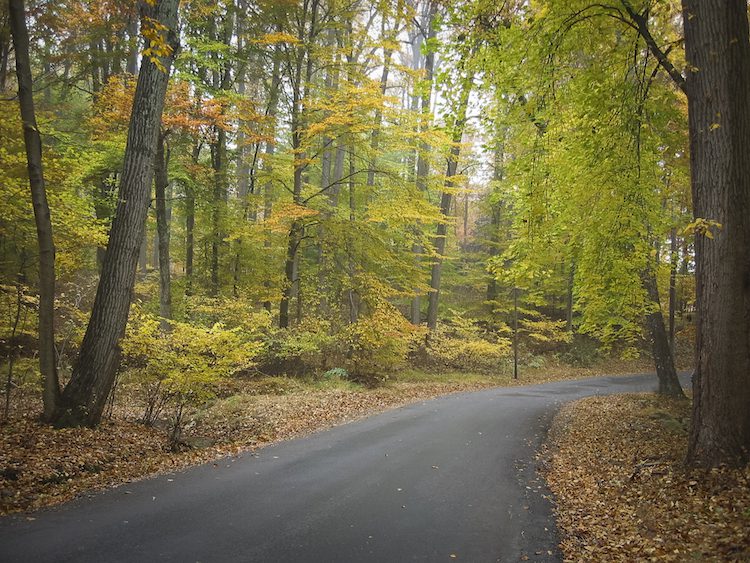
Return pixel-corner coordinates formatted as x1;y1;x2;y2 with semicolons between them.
0;373;689;562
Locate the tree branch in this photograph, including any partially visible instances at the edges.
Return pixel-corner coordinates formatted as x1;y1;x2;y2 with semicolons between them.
620;0;686;94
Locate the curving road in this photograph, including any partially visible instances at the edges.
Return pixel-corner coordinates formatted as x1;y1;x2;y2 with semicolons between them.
0;373;689;562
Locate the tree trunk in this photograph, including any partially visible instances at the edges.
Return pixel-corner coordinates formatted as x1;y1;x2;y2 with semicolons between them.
279;0;318;328
425;157;457;331
53;0;180;427
683;0;750;466
210;126;227;296
262;41;282;313
9;0;60;421
126;15;139;75
565;259;575;332
94;175;115;271
347;144;358;324
426;65;474;330
185;141;199;295
365;14;397;190
279;220;301;329
138;232;148;273
486;134;505;308
155;130;172;329
642;268;684;398
0;13;10;92
668;226;677;354
410;1;437;324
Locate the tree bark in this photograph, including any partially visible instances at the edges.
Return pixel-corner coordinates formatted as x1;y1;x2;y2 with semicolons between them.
668;226;677;354
210;126;227;296
279;0;319;328
642;268;684;398
155;130;172;329
262;46;282;313
683;0;750;466
0;12;10;92
426;64;474;331
565;260;575;332
185;140;199;295
126;14;139;75
486;133;505;307
365;8;400;190
53;0;180;427
410;0;437;324
9;0;60;421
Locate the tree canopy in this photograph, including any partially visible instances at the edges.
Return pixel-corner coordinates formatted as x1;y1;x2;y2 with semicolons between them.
2;0;748;466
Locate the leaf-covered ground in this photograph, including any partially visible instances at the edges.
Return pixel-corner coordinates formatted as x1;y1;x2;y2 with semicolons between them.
0;359;678;517
543;394;750;562
1;373;514;515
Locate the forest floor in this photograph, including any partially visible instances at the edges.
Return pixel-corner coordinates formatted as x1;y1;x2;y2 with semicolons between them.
542;394;750;562
0;358;661;516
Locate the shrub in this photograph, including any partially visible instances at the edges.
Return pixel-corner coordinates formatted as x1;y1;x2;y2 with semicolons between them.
559;334;602;367
337;288;425;384
417;329;512;374
257;319;335;377
321;367;349;380
122;311;262;447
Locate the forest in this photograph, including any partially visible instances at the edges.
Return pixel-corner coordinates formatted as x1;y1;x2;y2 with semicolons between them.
2;0;749;480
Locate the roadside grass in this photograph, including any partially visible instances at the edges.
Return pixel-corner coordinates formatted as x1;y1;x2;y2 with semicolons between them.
542;394;750;562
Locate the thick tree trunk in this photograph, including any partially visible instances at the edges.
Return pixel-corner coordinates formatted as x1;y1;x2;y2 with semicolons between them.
9;0;60;421
155;131;172;329
262;44;282;313
365;39;394;189
347;145;358;324
53;0;180;428
683;0;750;466
642;269;684;398
138;233;148;273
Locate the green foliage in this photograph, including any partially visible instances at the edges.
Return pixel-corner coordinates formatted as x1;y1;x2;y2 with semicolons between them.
3;0;694;423
415;321;512;374
257;319;335;377
122;309;262;443
336;276;425;383
321;367;349;381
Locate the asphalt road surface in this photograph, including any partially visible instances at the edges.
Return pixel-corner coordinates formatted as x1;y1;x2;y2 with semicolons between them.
0;373;689;562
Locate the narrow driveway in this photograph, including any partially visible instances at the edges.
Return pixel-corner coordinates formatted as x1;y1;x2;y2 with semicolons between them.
0;373;687;562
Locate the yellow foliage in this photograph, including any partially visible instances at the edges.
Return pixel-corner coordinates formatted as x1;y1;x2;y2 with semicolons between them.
122;311;262;404
683;218;722;240
423;332;512;374
141;17;174;73
262;203;319;233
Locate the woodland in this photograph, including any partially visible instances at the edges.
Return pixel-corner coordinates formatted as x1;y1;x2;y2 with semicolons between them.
1;0;749;480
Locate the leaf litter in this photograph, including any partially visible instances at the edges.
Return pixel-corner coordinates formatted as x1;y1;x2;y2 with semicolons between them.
541;394;750;562
1;377;503;516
